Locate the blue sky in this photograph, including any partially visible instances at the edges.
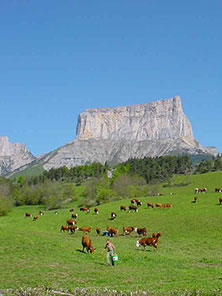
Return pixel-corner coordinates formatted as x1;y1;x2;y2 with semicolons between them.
0;0;221;156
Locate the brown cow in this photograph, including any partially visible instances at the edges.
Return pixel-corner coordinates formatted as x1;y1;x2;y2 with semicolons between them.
82;235;96;253
215;188;222;193
195;187;207;194
79;226;92;233
33;216;38;221
96;227;101;235
131;199;142;206
39;211;44;215
94;208;99;214
163;203;172;208
219;198;222;205
136;237;158;250
66;219;77;226
155;203;163;208
25;213;32;217
120;205;126;211
60;225;69;232
135;227;147;236
80;207;90;213
193;196;198;203
69;208;74;212
110;212;117;220
107;227;118;237
123;226;134;235
71;213;78;219
128;205;138;212
147;202;154;208
152;232;161;239
68;225;78;233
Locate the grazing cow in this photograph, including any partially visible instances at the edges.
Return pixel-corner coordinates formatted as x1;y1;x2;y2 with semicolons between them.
152;232;161;239
25;213;32;217
60;225;69;232
54;211;58;215
147;202;154;208
66;219;77;226
120;205;126;211
68;225;78;233
123;226;134;235
163;203;172;208
39;211;44;215
135;227;147;236
131;199;136;204
110;212;117;220
193;196;198;203
33;216;38;221
128;205;138;213
136;237;158;250
215;188;222;193
80;207;90;213
71;213;78;219
155;203;163;208
195;187;207;194
107;227;118;237
79;226;92;233
96;227;101;235
94;208;99;214
131;199;142;206
219;198;222;205
69;208;74;212
82;235;96;253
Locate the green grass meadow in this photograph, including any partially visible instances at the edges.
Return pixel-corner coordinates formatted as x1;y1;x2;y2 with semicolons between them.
1;172;222;293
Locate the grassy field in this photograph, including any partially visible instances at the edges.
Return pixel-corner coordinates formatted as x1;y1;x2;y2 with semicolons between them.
1;172;222;294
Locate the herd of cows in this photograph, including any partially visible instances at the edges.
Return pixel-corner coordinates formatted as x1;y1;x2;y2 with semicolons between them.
24;188;222;255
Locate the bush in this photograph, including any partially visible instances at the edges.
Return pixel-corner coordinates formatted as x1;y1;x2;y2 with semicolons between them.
0;195;12;216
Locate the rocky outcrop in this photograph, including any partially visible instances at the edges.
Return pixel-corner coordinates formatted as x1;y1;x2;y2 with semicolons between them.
41;96;217;170
0;136;35;176
3;96;218;176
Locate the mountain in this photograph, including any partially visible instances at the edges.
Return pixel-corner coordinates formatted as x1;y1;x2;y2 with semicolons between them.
4;96;218;176
0;136;36;176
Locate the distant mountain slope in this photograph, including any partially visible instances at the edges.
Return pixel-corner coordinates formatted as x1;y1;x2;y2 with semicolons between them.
0;136;36;176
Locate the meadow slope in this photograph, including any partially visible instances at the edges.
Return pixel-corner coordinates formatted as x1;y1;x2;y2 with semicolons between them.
1;172;222;293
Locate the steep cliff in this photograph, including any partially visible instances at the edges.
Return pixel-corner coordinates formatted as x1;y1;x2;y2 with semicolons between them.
0;136;35;176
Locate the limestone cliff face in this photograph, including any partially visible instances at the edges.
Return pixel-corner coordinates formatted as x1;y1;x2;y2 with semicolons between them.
76;96;193;141
0;136;35;175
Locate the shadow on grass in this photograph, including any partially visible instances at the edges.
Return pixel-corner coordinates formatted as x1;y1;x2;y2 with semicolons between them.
94;262;107;266
76;249;86;253
134;248;151;252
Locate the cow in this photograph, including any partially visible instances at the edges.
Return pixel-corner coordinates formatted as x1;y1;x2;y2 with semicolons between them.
60;225;69;232
147;202;154;208
66;219;77;226
195;188;207;194
82;235;96;253
131;199;142;206
215;188;222;193
96;227;101;235
25;213;32;217
123;226;134;235
71;213;78;219
54;211;58;215
79;226;92;233
163;203;172;208
80;207;90;213
94;208;99;214
135;227;147;236
152;232;161;239
155;203;163;208
219;198;222;205
39;211;44;215
107;227;118;237
193;196;198;203
68;225;78;233
69;208;74;212
128;205;138;213
136;237;158;250
120;205;126;211
33;216;38;221
110;212;117;220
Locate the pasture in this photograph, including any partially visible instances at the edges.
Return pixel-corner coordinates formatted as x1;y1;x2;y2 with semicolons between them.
1;172;222;294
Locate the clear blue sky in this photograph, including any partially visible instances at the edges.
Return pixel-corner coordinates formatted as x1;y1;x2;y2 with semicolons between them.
0;0;221;156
